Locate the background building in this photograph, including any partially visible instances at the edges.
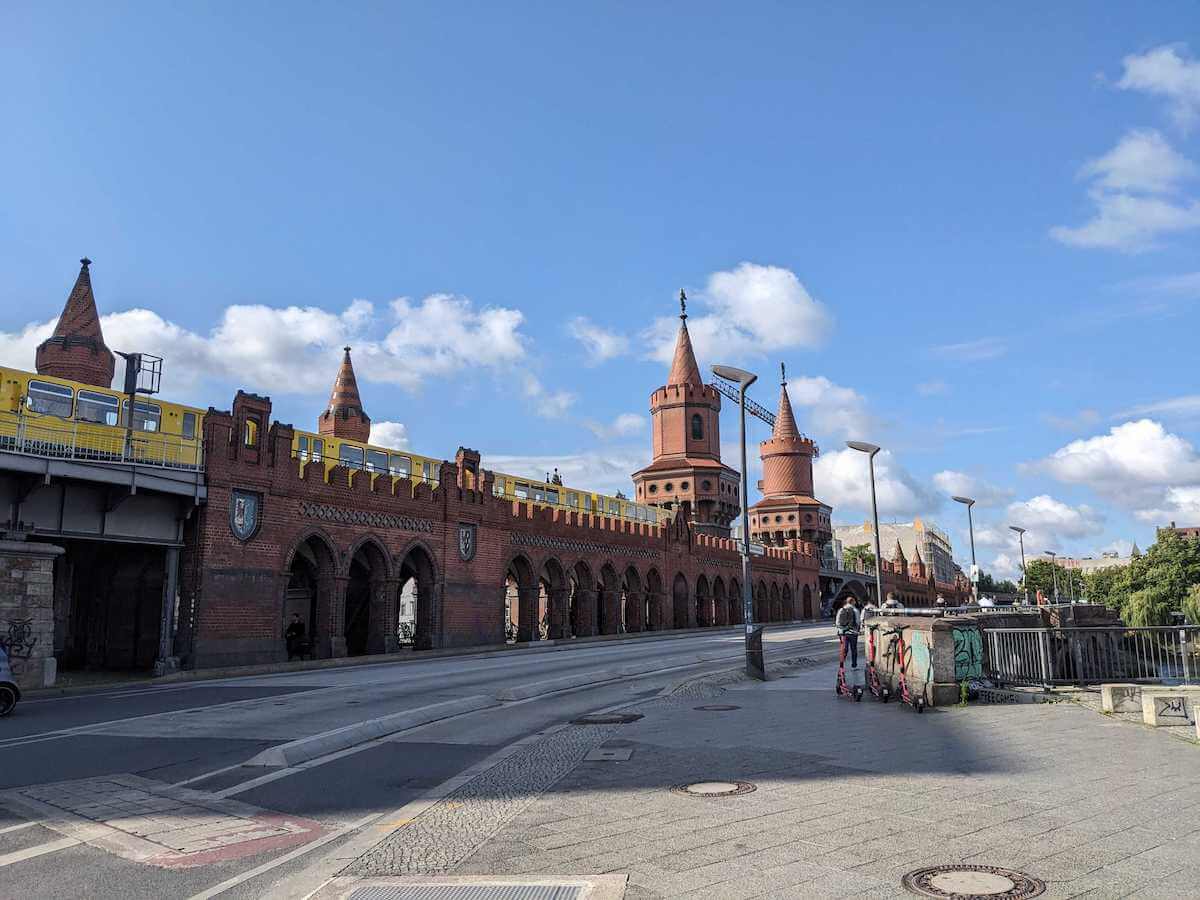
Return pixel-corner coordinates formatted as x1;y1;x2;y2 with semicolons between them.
834;518;956;585
1159;522;1200;540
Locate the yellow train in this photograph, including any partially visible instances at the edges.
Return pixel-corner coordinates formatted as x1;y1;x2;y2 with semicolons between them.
290;428;669;525
0;364;665;526
0;365;205;468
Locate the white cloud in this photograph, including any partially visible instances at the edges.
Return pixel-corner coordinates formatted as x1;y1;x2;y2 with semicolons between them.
916;380;948;397
1117;44;1200;131
585;412;645;440
1032;419;1200;489
1123;270;1200;299
566;317;628;364
485;447;645;497
932;470;1013;507
815;447;939;520
1133;485;1200;524
929;337;1008;361
520;374;575;418
369;421;410;449
1078;129;1195;194
783;375;874;440
1005;495;1106;542
1051;130;1200;252
645;262;831;365
1042;409;1101;431
1113;395;1200;422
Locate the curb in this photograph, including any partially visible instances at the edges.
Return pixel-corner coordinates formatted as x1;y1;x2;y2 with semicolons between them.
244;695;497;767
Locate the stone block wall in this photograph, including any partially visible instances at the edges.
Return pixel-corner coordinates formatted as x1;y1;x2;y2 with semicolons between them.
0;539;65;689
865;614;983;707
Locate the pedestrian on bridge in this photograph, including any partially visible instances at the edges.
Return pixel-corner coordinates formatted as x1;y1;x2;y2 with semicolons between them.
835;600;861;668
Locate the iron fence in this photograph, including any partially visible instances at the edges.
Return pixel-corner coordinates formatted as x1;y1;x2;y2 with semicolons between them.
984;625;1200;688
0;409;203;470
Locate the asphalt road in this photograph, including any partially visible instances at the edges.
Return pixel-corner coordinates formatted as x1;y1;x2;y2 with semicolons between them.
0;622;839;899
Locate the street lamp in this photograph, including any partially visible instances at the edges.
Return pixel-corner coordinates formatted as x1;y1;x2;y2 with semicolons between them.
1045;550;1059;602
712;363;764;681
1009;526;1028;604
952;496;978;604
846;441;884;609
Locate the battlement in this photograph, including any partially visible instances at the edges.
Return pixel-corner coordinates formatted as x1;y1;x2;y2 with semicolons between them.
649;382;721;408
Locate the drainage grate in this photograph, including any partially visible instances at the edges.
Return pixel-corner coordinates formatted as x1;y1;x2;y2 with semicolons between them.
901;865;1046;899
670;780;756;798
693;704;741;711
349;885;584;900
571;713;643;725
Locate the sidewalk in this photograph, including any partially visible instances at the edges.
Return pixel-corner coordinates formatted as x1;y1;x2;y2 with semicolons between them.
346;657;1200;899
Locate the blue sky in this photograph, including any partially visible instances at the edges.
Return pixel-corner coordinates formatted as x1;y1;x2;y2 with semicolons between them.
4;3;1200;577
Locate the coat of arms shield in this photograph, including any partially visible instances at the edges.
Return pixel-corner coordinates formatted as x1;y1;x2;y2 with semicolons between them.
230;490;261;541
458;522;477;561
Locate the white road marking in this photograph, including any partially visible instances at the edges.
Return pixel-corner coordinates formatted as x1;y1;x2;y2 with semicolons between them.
0;820;38;836
0;836;80;868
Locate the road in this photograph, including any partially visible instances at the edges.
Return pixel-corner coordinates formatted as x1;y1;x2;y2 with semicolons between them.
0;622;839;899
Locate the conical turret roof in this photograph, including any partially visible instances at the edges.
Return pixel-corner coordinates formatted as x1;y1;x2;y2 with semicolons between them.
318;346;371;442
35;257;115;388
666;290;702;387
773;383;800;440
52;258;107;343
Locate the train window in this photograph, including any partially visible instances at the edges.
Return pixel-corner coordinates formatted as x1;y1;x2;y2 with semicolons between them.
532;489;545;502
76;390;120;426
121;399;162;432
583;494;592;510
182;412;197;440
367;449;388;473
567;493;578;507
422;461;433;480
389;454;411;476
298;435;310;460
312;439;323;461
513;483;529;499
546;489;559;504
493;479;506;496
340;444;365;469
691;414;703;440
608;499;620;513
27;380;74;417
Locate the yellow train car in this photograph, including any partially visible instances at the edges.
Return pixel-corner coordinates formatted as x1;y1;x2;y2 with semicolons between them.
0;365;205;469
291;427;668;525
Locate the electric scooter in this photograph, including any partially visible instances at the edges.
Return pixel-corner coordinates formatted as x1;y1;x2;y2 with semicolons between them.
835;634;864;702
864;622;890;702
0;646;20;717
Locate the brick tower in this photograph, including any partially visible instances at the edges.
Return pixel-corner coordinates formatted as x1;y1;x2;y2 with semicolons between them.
35;258;116;388
748;364;832;549
632;291;740;537
318;346;371;442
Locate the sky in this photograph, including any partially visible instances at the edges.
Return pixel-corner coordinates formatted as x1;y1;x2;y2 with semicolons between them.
3;3;1200;579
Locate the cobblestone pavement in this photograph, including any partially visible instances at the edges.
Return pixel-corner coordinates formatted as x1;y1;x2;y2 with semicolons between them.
0;773;323;868
349;658;1200;899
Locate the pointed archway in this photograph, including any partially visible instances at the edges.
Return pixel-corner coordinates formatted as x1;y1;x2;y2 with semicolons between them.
695;575;712;627
713;577;727;626
397;543;437;650
672;573;690;630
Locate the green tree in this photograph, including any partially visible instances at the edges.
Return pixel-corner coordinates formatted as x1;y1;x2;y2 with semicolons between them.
977;572;1018;595
1083;565;1130;612
841;543;875;573
1080;531;1200;625
1024;558;1083;600
1182;583;1200;626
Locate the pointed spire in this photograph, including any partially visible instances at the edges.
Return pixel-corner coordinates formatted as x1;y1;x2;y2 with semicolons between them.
666;291;702;387
318;346;371;442
893;539;906;564
36;257;115;387
772;380;801;440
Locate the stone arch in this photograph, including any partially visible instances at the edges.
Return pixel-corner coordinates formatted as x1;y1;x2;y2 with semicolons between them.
397;542;438;651
695;574;712;627
769;582;782;623
569;561;595;638
712;576;727;626
345;537;390;656
755;580;768;624
645;568;664;631
282;530;340;658
783;583;794;621
539;557;567;640
622;566;643;633
503;553;536;643
729;578;743;625
672;573;690;630
833;580;868;611
802;583;813;619
598;563;621;636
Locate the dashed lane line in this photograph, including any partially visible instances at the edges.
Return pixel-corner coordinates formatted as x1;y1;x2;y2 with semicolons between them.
0;836;81;868
0;820;38;836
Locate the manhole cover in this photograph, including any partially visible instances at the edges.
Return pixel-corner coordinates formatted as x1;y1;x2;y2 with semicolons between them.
571;712;643;725
693;704;741;711
901;864;1046;898
349;885;584;899
670;781;756;798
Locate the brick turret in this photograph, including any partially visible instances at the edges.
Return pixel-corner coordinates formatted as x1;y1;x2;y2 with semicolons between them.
35;258;116;388
318;346;371;443
748;364;832;550
632;291;740;537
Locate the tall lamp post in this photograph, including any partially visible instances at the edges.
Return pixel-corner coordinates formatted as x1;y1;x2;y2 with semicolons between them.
1009;526;1028;605
952;496;978;603
846;441;884;608
711;364;765;680
1045;550;1059;602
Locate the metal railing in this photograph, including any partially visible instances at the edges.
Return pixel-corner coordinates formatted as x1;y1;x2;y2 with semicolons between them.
984;626;1200;688
0;409;203;470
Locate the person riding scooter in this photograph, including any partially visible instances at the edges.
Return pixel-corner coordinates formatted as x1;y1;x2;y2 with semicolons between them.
0;644;20;717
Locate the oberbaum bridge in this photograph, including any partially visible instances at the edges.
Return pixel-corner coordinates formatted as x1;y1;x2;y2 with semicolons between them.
0;260;971;691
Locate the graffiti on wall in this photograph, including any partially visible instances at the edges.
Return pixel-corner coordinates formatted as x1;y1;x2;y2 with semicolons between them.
953;626;982;680
909;630;932;681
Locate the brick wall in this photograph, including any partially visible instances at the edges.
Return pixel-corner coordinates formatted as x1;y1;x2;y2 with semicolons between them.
0;539;64;689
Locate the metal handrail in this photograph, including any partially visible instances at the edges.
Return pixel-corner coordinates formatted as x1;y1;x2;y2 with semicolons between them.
0;408;203;471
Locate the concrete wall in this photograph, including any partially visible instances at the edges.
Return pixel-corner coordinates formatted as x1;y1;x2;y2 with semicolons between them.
0;538;64;689
865;614;983;707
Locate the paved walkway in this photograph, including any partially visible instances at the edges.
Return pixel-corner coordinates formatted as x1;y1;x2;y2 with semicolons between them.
349;658;1200;899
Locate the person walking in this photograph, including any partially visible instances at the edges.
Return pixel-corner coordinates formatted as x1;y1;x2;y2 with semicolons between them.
835;600;861;669
285;613;306;660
